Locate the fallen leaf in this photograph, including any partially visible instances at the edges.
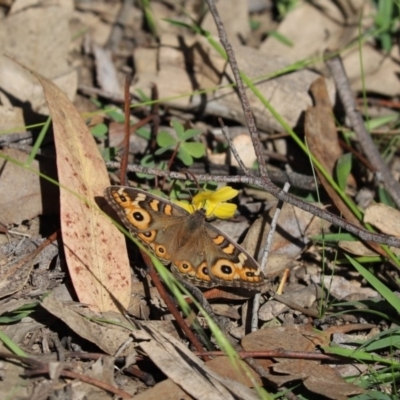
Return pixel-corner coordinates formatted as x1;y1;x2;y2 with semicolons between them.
133;379;194;400
0;0;77;114
206;356;262;387
229;134;257;168
305;77;356;222
0;148;58;224
259;0;362;63
364;203;400;238
41;295;136;356
242;325;363;399
134;323;259;400
274;360;363;400
32;70;131;312
134;36;328;132
305;77;386;259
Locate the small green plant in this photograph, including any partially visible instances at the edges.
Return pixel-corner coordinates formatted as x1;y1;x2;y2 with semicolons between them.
139;0;159;39
335;153;352;192
136;154;167;180
275;0;298;20
155;119;205;166
90;123;108;139
373;0;400;52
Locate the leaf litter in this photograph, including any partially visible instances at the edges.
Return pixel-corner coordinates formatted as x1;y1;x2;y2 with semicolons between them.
0;0;399;398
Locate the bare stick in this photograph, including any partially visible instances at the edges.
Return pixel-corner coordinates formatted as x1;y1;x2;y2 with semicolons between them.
326;53;400;209
120;74;133;185
251;182;290;332
218;118;250;175
206;0;268;178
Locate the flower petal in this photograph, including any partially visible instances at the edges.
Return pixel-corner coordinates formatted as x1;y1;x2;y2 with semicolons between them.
207;202;237;219
174;200;196;214
210;187;239;202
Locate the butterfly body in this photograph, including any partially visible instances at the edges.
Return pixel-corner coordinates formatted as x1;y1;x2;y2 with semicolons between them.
104;186;264;289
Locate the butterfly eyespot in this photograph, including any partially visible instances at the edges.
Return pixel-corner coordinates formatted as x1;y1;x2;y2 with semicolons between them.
175;260;194;274
238;267;263;283
138;231;156;243
195;262;212;282
119;194;127;202
221;265;233;274
211;259;236;280
200;265;209;275
179;261;193;272
126;207;151;230
133;211;144;221
155;245;166;255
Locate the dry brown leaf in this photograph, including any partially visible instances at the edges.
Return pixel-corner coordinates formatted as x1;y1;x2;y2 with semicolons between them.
41;295;137;356
259;0;363;63
134;379;194;400
133;323;259;400
261;203;328;275
242;325;363;398
229;134;257;168
364;203;400;238
240;202;326;277
312;275;378;300
134;36;328;132
259;0;399;97
0;1;77;114
0;356;29;398
202;0;250;46
338;240;379;256
206;356;262;388
243;324;322;353
0;241;37;298
273;360;363;400
32;70;131;312
305;78;391;258
0;105;25;130
305;77;358;226
93;45;121;95
339;203;400;258
0;148;58;224
343;44;400;96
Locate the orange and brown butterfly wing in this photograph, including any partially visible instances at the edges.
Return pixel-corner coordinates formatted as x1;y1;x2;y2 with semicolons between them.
104;186;189;265
201;223;264;289
105;186;264;289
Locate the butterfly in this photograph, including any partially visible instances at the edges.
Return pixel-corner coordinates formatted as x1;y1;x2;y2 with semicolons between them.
104;186;264;289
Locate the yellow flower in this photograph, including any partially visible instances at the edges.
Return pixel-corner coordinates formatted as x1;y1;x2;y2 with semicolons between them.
175;186;238;219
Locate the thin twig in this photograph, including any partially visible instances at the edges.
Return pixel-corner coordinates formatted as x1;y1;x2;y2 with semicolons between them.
218;118;250;175
251;182;290;332
78;85;124;102
120;74;133;185
150;83;160;152
326;52;400;209
206;0;268;178
106;0;135;51
260;182;290;273
106;160;317;190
